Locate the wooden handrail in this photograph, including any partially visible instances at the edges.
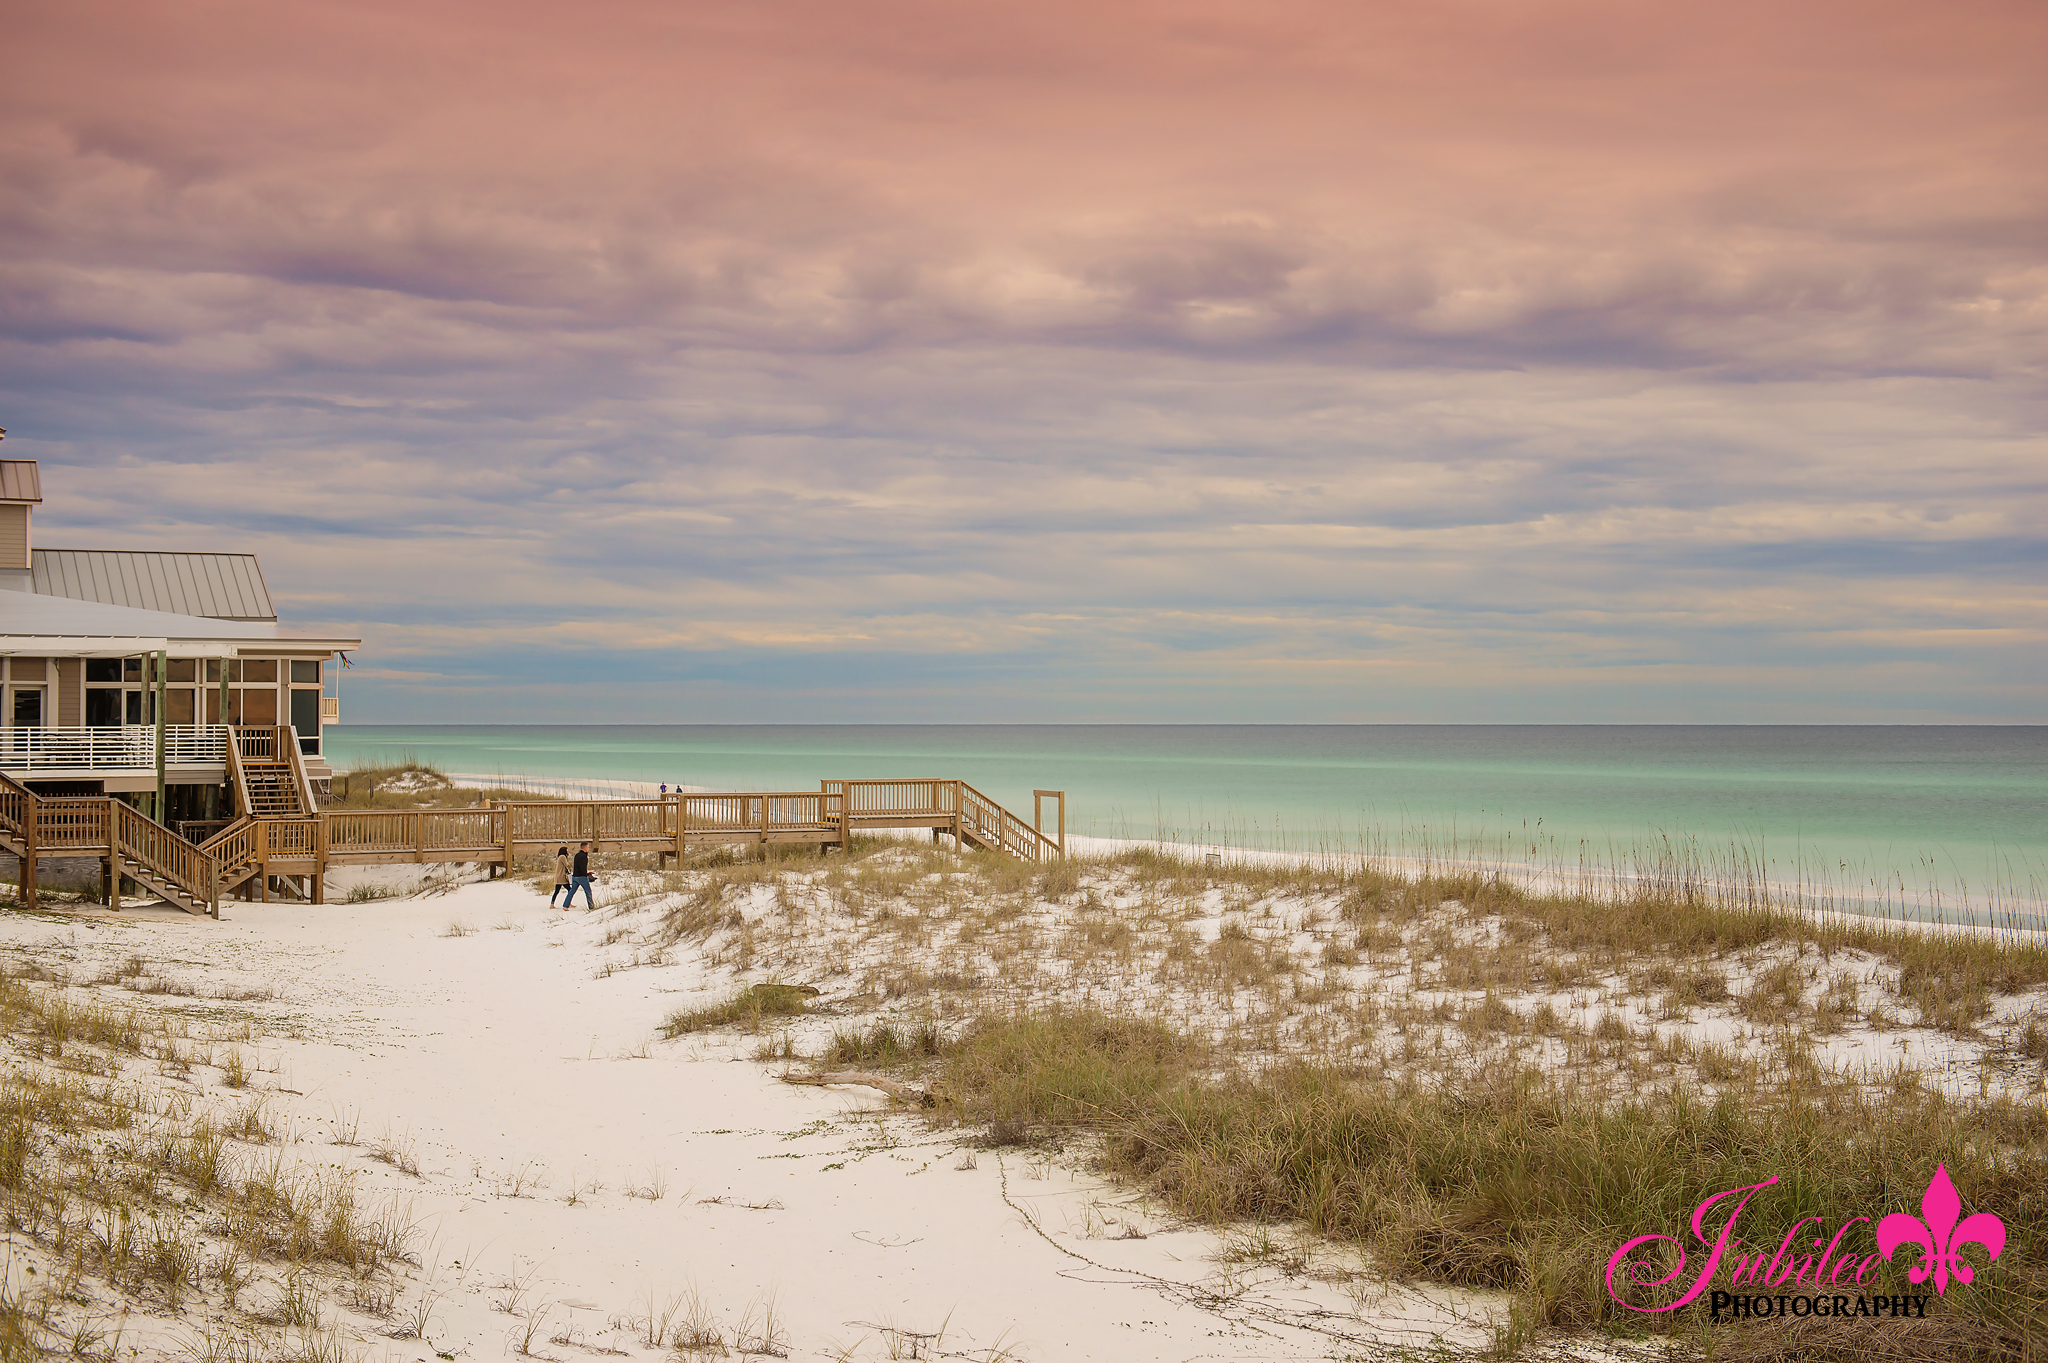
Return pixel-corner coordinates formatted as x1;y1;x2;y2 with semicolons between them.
280;725;319;814
109;800;218;908
225;733;252;821
957;780;1062;861
0;769;33;841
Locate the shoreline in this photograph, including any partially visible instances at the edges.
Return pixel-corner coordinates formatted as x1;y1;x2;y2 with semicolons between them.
437;765;2048;934
452;765;2048;933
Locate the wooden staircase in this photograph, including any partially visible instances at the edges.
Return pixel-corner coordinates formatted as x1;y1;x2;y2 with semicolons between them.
106;800;216;915
0;769;218;915
229;727;314;820
201;817;262;897
955;780;1063;860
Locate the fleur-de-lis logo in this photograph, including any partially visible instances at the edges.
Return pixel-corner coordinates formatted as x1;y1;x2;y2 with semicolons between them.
1875;1164;2006;1295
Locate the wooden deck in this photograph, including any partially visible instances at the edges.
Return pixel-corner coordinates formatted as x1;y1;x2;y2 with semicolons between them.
0;775;1065;917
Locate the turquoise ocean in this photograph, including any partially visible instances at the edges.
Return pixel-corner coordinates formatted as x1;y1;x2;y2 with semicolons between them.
326;726;2047;926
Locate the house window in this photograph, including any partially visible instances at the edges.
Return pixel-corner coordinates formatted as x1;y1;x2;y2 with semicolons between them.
86;658;122;684
11;689;42;726
86;689;124;726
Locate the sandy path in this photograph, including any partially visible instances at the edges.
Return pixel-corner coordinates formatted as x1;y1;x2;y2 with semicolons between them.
8;883;1503;1362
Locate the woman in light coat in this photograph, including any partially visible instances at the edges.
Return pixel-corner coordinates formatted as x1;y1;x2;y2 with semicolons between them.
549;846;572;908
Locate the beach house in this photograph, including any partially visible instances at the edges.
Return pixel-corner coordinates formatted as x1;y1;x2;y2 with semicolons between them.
0;455;1059;914
0;457;360;830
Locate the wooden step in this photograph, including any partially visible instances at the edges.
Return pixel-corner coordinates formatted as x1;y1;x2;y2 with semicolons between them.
124;865;210;916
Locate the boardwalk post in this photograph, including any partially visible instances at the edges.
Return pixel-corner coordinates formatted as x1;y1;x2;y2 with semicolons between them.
1034;790;1066;858
313;815;326;904
19;796;34;911
153;649;167;822
500;802;513;876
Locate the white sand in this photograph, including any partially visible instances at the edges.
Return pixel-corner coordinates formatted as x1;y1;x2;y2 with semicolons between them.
1;882;1510;1362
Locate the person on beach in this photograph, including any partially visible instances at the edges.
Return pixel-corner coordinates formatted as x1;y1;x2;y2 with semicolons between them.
548;846;571;908
567;841;596;910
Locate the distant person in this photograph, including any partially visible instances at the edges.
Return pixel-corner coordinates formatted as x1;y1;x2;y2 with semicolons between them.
568;841;596;909
659;783;667;795
548;846;571;908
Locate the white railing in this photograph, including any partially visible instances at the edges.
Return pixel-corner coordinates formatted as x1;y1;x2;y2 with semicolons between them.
0;725;231;773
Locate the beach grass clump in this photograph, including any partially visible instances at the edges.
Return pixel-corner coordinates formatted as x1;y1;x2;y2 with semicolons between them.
822;1019;945;1070
938;1009;1203;1136
0;964;415;1354
819;1004;2045;1360
1175;1068;2040;1358
331;757;571;811
659;982;819;1037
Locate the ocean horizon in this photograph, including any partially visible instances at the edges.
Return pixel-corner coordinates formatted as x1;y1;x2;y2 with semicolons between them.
326;724;2048;922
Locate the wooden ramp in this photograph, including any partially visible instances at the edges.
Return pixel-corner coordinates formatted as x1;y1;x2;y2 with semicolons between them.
0;767;1065;917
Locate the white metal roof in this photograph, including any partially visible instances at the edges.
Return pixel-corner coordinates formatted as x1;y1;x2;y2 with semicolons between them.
0;588;357;657
31;549;276;621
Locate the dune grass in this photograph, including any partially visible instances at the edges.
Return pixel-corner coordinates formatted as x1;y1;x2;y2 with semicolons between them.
0;962;415;1358
329;759;566;811
634;835;2048;1360
658;982;819;1038
874;1006;2045;1360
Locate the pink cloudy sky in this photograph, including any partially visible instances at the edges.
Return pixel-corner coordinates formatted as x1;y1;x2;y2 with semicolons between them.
3;0;2044;720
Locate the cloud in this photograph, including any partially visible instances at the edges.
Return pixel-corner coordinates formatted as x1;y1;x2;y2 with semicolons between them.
0;0;2043;720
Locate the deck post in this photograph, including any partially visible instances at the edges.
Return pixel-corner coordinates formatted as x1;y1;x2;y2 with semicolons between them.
153;649;167;822
313;815;327;904
259;821;270;903
414;812;424;863
1034;790;1066;858
19;802;34;911
500;802;513;876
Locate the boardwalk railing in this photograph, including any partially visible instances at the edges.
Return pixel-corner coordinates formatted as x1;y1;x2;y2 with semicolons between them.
35;797;109;851
0;725;229;774
109;800;218;910
822;779;1062;860
1;774;1065;914
824;779;960;823
681;793;831;837
328;809;506;861
959;781;1062;861
204;810;262;888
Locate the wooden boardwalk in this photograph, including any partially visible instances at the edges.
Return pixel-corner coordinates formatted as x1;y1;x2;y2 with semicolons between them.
0;764;1065;917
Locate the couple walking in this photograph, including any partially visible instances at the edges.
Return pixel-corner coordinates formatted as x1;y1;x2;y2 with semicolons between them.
550;841;596;909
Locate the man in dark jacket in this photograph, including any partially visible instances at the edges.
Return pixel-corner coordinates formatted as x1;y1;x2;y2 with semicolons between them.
568;841;596;909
